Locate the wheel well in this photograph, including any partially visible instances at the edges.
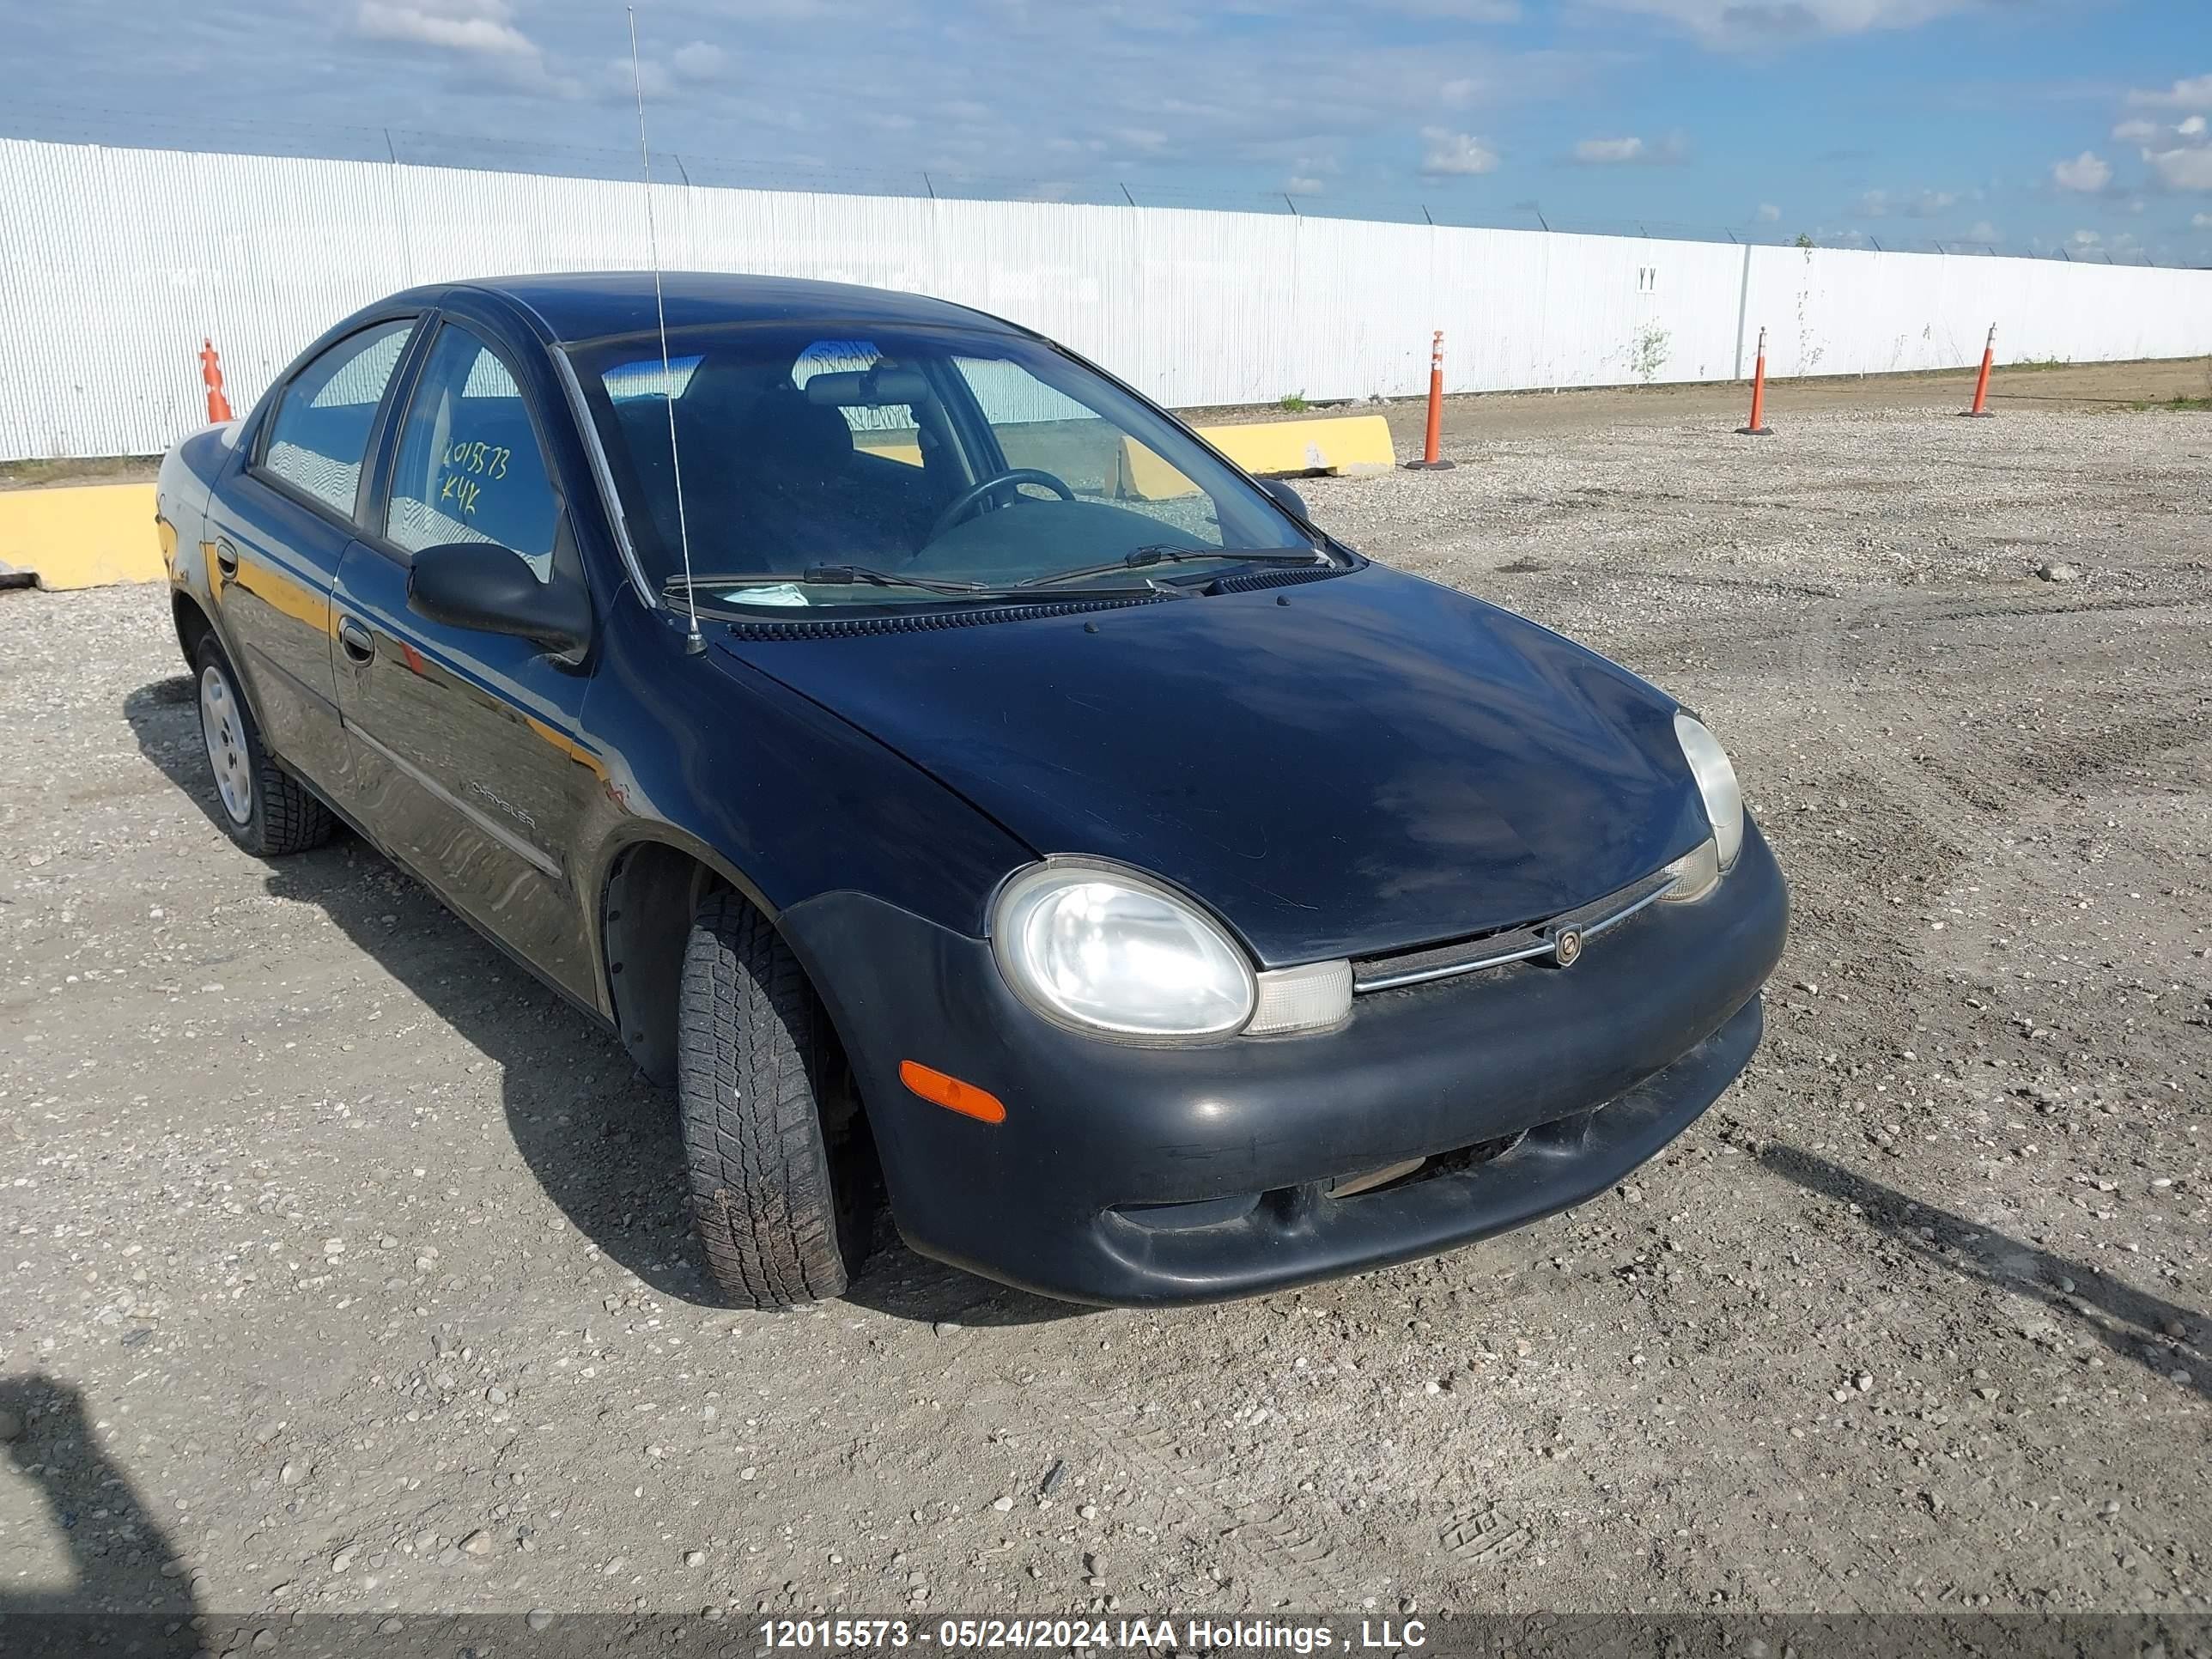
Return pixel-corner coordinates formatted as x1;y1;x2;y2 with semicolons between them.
173;592;214;671
603;842;724;1086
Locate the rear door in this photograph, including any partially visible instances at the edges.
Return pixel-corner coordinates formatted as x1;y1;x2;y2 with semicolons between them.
330;319;601;1002
210;318;419;791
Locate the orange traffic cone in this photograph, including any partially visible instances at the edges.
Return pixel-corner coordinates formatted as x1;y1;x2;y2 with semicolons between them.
200;339;234;424
1960;324;1996;418
1736;326;1773;438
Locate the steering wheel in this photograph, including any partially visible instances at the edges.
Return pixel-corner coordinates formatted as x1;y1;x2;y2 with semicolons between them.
927;467;1076;543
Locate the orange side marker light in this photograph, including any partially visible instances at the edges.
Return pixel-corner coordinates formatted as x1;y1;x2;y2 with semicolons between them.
899;1060;1006;1124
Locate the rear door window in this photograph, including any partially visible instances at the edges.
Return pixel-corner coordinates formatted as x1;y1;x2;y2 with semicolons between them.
385;325;561;580
257;320;416;520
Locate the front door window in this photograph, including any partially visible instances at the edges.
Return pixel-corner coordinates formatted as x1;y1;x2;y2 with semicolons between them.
386;325;560;581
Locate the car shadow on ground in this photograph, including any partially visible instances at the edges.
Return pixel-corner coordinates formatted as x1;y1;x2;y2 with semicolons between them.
0;1374;202;1656
123;676;1069;1329
1759;1143;2206;1404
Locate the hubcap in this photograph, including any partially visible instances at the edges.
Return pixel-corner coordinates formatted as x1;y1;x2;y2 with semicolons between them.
199;665;253;826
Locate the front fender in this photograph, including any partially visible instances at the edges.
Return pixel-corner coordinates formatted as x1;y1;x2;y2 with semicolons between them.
566;599;1035;1051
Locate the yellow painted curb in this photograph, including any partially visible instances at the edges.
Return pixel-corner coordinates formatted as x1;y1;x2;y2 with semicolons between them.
0;483;164;590
1117;413;1396;500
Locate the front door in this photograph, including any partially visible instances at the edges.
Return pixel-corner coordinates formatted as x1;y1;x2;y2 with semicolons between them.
331;320;601;1003
210;318;418;793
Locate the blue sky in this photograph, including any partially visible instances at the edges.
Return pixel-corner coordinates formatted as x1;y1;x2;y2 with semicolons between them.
6;0;2209;259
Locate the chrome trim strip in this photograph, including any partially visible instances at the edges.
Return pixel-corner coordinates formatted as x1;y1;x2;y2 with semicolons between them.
1354;936;1557;993
550;347;658;611
348;722;564;880
1352;862;1682;994
1581;870;1675;941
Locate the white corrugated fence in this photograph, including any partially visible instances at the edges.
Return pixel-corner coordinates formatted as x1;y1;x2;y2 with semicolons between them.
2;137;2206;460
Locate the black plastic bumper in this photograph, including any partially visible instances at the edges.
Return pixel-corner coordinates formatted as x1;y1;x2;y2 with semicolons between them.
781;823;1789;1306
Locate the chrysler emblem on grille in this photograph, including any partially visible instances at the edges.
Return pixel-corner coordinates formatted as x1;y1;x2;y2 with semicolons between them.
1548;926;1584;968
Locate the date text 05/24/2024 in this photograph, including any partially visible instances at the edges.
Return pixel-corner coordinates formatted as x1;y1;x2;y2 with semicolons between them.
757;1617;1425;1651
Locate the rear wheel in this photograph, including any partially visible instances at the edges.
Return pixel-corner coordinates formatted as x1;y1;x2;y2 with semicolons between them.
677;891;868;1308
194;636;333;857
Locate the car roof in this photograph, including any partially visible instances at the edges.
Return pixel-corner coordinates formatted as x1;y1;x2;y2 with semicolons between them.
408;272;1029;346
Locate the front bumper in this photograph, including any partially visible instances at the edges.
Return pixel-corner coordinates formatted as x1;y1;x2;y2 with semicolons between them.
781;822;1789;1307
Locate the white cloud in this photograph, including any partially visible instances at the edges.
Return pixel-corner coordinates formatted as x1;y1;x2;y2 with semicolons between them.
1852;186;1957;219
1419;128;1499;174
355;0;534;57
1286;173;1326;196
1583;0;1988;49
1571;131;1687;164
610;56;672;99
2069;228;2101;248
671;41;726;82
1372;0;1522;16
705;0;833;18
1963;219;2000;243
2051;149;2112;192
1755;202;1781;222
2118;113;2209;144
2144;145;2212;191
2124;74;2212;111
1574;135;1644;163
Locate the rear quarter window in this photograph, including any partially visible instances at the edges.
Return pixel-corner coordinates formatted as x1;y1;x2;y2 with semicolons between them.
258;321;416;519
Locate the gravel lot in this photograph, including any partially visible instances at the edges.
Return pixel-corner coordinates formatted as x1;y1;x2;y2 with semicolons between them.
3;389;2209;1644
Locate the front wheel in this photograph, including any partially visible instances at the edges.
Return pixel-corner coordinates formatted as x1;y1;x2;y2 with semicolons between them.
677;892;868;1308
194;636;333;857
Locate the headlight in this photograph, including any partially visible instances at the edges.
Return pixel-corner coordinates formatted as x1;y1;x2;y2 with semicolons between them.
1673;712;1744;872
994;862;1255;1038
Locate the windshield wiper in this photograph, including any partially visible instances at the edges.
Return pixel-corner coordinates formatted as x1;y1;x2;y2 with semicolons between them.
666;565;994;598
663;565;1170;606
1014;544;1329;591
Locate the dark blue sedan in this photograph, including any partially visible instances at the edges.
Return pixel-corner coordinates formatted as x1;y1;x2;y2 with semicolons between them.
155;273;1788;1308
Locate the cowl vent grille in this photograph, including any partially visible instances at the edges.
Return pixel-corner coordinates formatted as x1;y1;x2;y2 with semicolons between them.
720;593;1168;640
1213;565;1344;594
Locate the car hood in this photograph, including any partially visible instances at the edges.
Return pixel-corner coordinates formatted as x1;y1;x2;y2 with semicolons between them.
714;563;1712;966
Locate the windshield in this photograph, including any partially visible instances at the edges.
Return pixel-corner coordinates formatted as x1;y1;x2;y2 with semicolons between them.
566;322;1322;609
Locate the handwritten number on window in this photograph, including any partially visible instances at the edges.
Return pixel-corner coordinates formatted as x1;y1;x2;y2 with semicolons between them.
443;438;510;480
434;436;511;517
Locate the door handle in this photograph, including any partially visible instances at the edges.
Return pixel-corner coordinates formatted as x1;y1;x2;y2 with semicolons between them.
213;538;240;579
337;617;377;664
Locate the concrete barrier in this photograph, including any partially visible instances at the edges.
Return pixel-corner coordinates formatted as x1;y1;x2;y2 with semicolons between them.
1118;414;1396;499
0;483;163;590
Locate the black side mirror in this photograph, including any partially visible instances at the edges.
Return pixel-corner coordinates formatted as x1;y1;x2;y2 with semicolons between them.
407;542;591;655
1258;477;1310;523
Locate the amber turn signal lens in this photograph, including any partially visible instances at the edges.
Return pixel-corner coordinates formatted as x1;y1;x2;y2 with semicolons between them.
898;1059;1006;1124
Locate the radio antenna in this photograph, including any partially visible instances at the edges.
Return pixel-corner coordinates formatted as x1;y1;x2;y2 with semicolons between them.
628;3;704;654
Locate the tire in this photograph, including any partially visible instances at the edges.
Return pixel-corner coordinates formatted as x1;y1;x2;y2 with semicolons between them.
193;636;334;857
678;890;866;1308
